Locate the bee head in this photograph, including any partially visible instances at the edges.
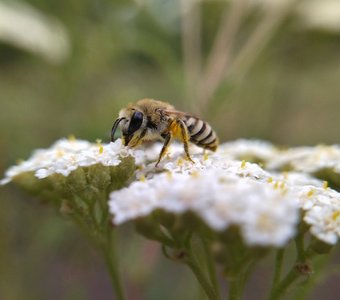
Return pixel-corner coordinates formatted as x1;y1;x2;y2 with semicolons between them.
111;110;145;147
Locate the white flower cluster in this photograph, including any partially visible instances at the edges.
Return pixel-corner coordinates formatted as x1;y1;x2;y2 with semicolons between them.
205;139;340;176
299;186;340;244
110;140;340;246
0;138;130;185
2;137;340;246
217;139;278;163
133;140;276;181
110;167;299;247
267;145;340;174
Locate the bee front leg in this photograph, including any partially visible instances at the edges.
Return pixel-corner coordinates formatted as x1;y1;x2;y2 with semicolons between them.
156;132;172;167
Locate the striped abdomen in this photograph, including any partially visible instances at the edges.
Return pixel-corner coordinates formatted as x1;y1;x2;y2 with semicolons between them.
184;116;218;151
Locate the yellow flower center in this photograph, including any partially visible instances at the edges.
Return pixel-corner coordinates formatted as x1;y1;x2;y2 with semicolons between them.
307;189;315;197
203;152;209;161
177;158;184;166
68;134;76;141
241;160;246;169
332;211;340;221
323;181;329;189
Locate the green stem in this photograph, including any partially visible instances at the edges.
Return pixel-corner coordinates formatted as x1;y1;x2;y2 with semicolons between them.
239;259;259;294
226;246;262;300
227;260;255;300
186;238;220;300
201;238;221;299
274;249;285;283
102;230;126;300
99;190;109;228
187;259;219;300
268;268;300;300
295;234;306;262
292;255;327;300
229;277;242;300
268;236;317;300
269;248;285;298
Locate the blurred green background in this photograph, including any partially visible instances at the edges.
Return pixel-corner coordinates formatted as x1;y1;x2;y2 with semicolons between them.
1;0;340;299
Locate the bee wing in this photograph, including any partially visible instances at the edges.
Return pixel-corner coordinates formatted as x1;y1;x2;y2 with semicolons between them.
162;109;194;119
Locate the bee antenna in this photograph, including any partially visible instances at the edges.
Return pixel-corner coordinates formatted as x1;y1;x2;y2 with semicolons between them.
111;117;126;142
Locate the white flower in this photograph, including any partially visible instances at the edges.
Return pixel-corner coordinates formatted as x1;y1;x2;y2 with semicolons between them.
266;173;340;244
268;145;340;174
0;138;132;184
109;181;159;224
110;140;340;246
3;137;340;246
273;172;324;189
240;186;298;246
133;142;203;166
297;185;339;210
292;183;340;245
135;141;272;182
304;205;340;245
217;139;278;164
109;168;299;247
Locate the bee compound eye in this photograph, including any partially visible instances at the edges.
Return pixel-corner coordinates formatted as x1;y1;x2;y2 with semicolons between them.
128;111;143;134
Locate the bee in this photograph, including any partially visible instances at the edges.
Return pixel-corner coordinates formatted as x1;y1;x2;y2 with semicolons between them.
111;98;219;166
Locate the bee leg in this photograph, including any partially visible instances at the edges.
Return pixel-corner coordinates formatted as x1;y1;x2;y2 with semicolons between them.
155;132;172;167
176;119;194;164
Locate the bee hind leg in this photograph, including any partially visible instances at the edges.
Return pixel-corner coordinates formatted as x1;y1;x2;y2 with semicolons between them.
176;119;194;164
155;132;172;167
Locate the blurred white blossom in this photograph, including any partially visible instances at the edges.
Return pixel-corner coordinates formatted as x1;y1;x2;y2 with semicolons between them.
217;139;278;163
0;0;70;63
297;0;340;32
268;145;340;174
237;0;340;33
236;0;340;33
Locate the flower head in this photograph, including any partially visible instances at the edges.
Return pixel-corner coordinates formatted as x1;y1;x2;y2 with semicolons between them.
268;145;340;173
0;138;133;184
3;138;340;247
110;164;299;247
217;139;278;165
109;140;340;247
304;205;340;245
